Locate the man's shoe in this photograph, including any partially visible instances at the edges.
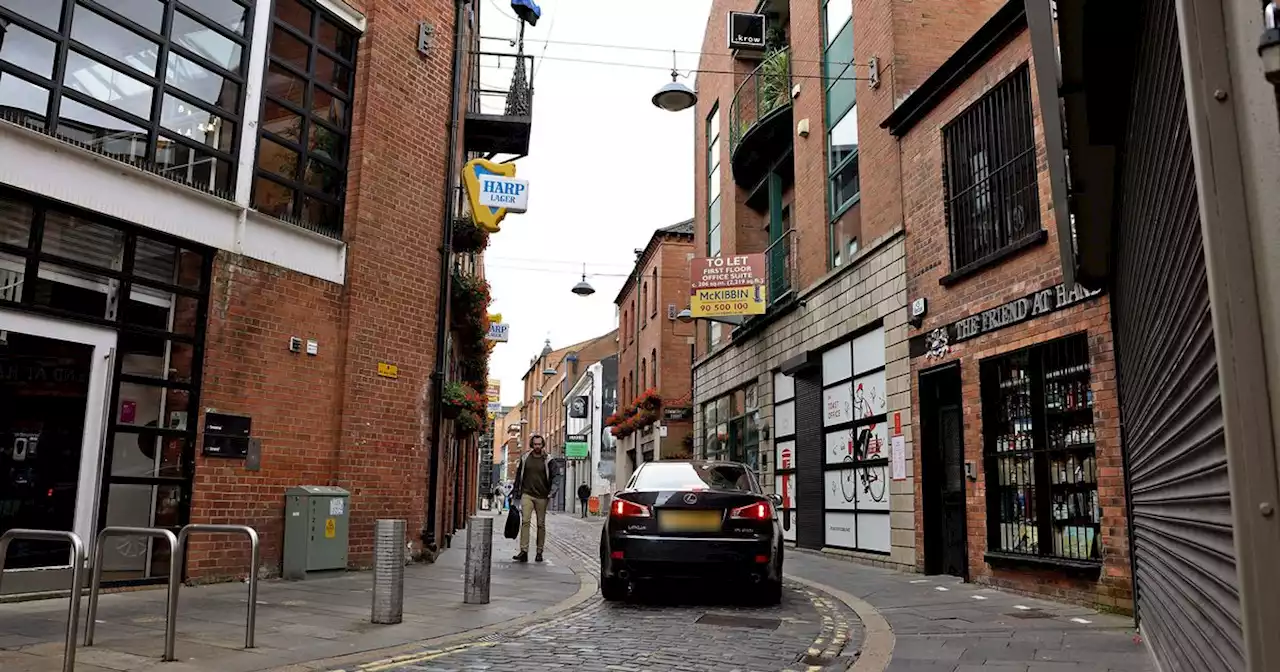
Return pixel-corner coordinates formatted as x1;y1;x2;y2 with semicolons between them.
535;551;544;562
514;551;528;563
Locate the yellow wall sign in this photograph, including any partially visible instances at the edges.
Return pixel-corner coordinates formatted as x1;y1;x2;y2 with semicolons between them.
377;362;399;378
324;518;336;538
690;285;768;318
462;159;519;233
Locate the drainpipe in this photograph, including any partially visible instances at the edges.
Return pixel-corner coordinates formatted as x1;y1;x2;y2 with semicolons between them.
424;0;469;552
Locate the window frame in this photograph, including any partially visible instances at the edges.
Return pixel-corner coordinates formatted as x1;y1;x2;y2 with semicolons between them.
821;0;860;268
700;384;759;472
705;102;722;258
0;0;254;196
251;0;359;240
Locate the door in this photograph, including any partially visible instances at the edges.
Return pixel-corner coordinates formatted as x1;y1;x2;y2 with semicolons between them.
921;364;968;578
0;309;115;594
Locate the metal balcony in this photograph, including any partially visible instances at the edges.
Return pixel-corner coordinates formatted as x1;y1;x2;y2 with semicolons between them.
464;51;534;157
729;48;794;193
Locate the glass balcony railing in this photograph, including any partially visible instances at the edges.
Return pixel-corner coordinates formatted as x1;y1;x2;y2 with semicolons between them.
729;48;793;156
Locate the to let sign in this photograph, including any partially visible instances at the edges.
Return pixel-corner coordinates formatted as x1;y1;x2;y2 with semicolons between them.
476;175;529;213
690;254;767;319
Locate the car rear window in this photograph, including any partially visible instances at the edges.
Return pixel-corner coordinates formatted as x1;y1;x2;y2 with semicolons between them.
632;463;758;492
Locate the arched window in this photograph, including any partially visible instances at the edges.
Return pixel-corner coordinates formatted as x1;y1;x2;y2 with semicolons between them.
651;349;658;387
640;360;647;392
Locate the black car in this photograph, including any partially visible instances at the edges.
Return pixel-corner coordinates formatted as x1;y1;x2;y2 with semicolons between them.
599;460;784;604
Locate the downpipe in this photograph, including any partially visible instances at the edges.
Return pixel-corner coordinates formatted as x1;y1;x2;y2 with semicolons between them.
423;0;469;553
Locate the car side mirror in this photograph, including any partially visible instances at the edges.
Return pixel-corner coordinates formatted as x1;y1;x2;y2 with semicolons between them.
769;494;782;507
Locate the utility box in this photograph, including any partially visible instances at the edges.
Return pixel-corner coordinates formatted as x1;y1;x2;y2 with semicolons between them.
283;486;350;580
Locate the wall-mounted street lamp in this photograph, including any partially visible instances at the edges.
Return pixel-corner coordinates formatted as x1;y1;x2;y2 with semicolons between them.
651;51;697;112
542;366;557;377
676;308;744;326
533;390;544;400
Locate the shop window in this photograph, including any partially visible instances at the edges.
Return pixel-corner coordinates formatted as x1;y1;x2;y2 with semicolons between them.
821;327;890;553
252;0;357;239
700;385;759;471
942;64;1042;274
981;333;1100;564
0;0;250;194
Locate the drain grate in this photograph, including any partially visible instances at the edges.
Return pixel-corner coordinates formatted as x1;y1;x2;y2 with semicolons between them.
1008;610;1053;619
695;613;782;630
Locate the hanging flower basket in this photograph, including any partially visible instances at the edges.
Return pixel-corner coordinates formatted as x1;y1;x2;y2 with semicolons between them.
636;388;663;411
441;381;470;419
455;410;482;436
452;216;489;255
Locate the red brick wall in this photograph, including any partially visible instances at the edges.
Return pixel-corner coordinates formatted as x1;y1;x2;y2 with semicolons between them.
188;0;471;578
191;253;346;578
903;30;1132;612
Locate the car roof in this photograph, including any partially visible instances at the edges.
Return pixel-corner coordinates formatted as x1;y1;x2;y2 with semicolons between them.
638;459;750;469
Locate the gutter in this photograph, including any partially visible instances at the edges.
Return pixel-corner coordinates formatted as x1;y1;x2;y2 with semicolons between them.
423;0;469;552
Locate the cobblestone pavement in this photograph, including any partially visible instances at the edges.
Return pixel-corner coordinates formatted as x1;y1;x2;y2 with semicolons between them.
331;514;865;672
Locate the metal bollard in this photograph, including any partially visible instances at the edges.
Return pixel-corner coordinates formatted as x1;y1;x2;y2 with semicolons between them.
371;519;405;624
463;515;493;605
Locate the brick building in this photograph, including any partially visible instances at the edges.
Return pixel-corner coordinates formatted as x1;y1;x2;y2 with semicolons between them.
0;0;525;591
517;331;616;508
894;2;1129;611
613;220;695;486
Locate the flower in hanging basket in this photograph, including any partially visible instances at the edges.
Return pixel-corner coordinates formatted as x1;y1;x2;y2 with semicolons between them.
463;386;488;417
455;409;482;436
452;216;489;255
441;381;470;419
637;388;663;411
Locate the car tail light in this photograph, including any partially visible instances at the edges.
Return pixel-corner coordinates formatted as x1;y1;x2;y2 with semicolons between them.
611;499;651;518
729;502;773;521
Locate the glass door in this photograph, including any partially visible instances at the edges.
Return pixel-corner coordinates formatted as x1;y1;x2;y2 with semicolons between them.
0;309;115;594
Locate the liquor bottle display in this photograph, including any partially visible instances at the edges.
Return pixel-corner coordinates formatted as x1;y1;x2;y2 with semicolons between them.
984;335;1102;562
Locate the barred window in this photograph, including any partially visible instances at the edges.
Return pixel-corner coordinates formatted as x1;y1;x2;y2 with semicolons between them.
942;64;1042;274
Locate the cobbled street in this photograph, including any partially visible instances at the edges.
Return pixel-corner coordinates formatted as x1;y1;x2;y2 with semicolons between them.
331;514;864;672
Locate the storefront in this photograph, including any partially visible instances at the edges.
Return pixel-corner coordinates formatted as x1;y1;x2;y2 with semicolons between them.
693;231;914;570
908;281;1129;607
1;185;212;594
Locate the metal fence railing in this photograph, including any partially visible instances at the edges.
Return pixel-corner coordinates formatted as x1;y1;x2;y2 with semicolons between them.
0;529;86;672
730;48;793;155
764;228;797;306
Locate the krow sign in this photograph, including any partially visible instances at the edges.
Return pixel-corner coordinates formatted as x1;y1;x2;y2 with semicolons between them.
690;254;767;319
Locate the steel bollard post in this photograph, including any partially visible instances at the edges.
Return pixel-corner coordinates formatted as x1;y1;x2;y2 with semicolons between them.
463;516;493;605
371;519;405;624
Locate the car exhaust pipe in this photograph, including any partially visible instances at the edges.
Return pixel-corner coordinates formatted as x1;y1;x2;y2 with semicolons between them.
618;570;630;580
750;573;762;584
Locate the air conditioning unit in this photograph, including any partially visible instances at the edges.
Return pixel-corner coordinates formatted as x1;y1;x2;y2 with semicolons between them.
667;304;677;320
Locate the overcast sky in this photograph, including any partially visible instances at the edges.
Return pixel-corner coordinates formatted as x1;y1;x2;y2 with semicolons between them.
481;0;712;405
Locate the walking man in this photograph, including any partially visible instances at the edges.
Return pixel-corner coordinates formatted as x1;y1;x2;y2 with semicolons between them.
512;434;554;562
577;483;591;518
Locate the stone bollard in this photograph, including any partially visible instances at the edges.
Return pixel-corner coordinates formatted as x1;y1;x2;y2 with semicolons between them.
463;516;493;605
372;519;406;624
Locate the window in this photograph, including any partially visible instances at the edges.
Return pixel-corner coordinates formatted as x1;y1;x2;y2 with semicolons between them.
706;103;722;257
253;0;358;239
982;334;1100;563
641;280;647;326
821;328;890;553
628;299;635;342
0;0;251;194
622;309;628;342
822;0;859;244
700;385;759;470
942;64;1041;273
650;349;657;388
639;359;646;394
631;462;759;492
651;268;658;316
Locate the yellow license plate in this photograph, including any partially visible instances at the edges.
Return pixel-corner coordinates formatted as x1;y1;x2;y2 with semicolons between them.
659;510;722;532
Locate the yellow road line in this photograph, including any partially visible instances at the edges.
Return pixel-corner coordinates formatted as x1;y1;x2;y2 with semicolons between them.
330;642;499;672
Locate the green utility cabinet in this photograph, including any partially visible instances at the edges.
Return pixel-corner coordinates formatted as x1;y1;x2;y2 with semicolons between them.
283;486;350;580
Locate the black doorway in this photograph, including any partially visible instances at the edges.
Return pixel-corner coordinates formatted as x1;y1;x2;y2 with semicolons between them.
920;364;968;578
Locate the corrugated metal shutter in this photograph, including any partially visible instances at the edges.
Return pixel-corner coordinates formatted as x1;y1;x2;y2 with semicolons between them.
795;369;824;550
1111;0;1242;669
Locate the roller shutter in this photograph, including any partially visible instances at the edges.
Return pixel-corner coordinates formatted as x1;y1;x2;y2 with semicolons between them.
795;369;824;549
1111;0;1242;669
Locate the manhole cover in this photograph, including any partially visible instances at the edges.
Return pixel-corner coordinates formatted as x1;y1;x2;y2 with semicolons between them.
1008;610;1052;619
695;613;781;630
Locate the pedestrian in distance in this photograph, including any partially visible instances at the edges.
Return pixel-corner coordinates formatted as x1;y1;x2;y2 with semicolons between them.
512;434;556;562
577;482;591;518
492;484;504;511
